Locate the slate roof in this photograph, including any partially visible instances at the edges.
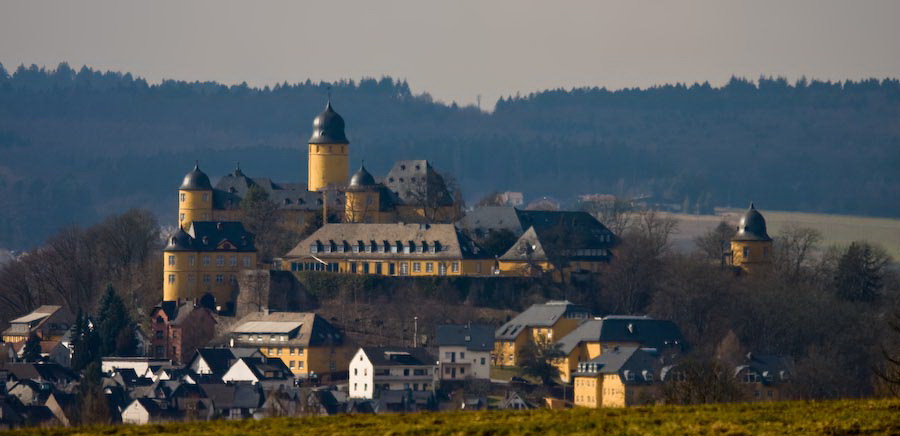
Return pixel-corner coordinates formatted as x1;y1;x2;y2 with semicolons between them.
361;347;436;367
179;165;213;191
164;221;255;253
0;363;77;384
212;167;332;212
231;312;345;347
732;202;772;242
495;301;591;341
200;383;263;409
498;211;617;263
573;346;661;385
308;101;349;144
555;315;686;355
735;353;794;384
383;160;454;207
434;324;494;352
286;223;488;260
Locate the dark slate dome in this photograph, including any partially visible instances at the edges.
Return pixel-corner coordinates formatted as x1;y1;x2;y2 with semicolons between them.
165;227;193;251
733;202;772;242
348;164;376;188
308;101;349;144
179;164;213;191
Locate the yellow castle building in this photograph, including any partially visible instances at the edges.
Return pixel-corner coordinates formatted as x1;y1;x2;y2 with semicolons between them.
729;203;773;273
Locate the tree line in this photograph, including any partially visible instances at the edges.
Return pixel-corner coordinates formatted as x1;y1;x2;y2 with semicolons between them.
1;63;900;250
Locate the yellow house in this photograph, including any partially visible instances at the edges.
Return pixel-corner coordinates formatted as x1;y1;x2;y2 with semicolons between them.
229;311;355;380
573;346;662;408
729;203;773;274
554;315;685;383
492;301;591;367
281;223;494;276
1;306;74;344
492;210;617;283
163;221;257;310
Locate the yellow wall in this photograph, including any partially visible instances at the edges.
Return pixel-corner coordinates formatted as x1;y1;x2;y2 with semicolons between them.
731;240;773;273
558;341;641;383
493;317;583;368
308;143;348;192
258;342;355;377
178;189;213;228
284;256;493;278
574;375;602;408
345;191;393;223
163;251;257;304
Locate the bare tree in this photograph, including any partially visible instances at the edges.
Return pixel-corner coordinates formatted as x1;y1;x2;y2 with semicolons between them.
630;209;679;257
694;220;735;264
476;191;506;207
579;197;633;236
774;223;822;281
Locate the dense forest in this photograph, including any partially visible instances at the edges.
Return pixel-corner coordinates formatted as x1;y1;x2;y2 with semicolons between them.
1;62;899;250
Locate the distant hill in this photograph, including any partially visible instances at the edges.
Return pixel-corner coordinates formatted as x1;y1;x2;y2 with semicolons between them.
1;62;899;249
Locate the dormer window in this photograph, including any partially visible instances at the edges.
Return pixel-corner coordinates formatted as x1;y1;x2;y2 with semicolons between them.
202;236;209;245
406;241;414;254
433;241;441;252
310;242;319;254
420;241;428;253
284;198;291;205
400;165;406;170
393;241;401;253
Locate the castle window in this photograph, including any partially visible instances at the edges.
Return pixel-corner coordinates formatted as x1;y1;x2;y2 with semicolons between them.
242;256;251;267
230;256;237;266
337;243;345;253
229;275;237;284
425;262;433;273
382;241;389;253
216;256;224;266
368;241;376;253
415;164;421;170
400;262;409;276
413;262;421;273
203;275;210;283
188;256;196;266
168;274;175;284
180;193;186;202
743;247;750;258
202;193;209;202
399;177;404;183
353;242;361;253
179;213;185;222
215;275;224;284
202;256;210;266
451;261;459;273
323;244;332;253
366;195;374;205
438;263;447;275
168;255;176;266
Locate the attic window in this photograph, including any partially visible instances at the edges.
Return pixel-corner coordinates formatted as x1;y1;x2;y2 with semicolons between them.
284;199;291;205
411;177;416;182
389;177;394;183
298;198;305;205
401;165;406;170
202;236;209;245
433;241;441;252
419;241;427;253
399;177;405;183
171;237;177;245
406;241;414;254
317;199;323;205
415;164;421;170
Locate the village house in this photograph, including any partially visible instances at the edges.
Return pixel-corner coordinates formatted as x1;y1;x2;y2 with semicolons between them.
734;353;794;401
493;301;591;367
572;346;663;408
435;324;493;381
228;311;354;380
1;306;73;344
348;347;437;400
149;300;217;364
553;315;685;383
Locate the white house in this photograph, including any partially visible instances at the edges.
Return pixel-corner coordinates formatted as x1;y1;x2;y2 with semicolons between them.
121;398;179;424
101;357;171;376
221;357;292;388
435;324;493;381
348;347;437;399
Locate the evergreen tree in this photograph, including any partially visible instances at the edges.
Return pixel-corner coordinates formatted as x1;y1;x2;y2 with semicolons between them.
71;309;101;371
95;284;136;356
22;332;42;362
834;242;890;302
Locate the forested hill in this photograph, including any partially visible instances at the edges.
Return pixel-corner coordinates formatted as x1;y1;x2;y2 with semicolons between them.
1;63;899;250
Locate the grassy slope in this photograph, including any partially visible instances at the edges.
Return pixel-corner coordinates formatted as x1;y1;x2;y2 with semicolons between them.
7;398;900;436
667;209;900;260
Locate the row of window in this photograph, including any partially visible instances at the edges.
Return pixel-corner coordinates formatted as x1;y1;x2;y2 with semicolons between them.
167;274;236;285
288;360;305;370
290;261;463;275
558;248;612;257
264;346;305;356
311;240;443;255
180;193;210;203
168;255;252;268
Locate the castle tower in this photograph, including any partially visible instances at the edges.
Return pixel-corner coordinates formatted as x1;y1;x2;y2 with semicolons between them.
730;202;773;273
307;101;350;192
178;164;213;228
344;164;380;223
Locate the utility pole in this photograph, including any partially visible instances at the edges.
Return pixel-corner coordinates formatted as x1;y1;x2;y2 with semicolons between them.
414;316;419;348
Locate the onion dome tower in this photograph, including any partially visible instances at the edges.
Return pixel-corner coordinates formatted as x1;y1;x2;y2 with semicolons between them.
307;100;350;192
730;202;773;273
344;164;381;223
178;163;214;228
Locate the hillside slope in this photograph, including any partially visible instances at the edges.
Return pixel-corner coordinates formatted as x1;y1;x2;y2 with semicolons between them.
7;398;900;436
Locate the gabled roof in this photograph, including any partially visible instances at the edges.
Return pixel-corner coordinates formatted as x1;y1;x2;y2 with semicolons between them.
555;315;686;355
188;348;262;377
383;160;454;207
231;312;345;347
360;347;435;367
435;324;494;351
495;301;591;341
212;168;329;212
286;223;488;260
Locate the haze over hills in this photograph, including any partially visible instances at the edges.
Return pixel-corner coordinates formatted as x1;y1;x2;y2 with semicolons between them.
1;62;899;250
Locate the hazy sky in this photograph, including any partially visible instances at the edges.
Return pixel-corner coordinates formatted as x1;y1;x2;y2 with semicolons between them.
1;0;898;108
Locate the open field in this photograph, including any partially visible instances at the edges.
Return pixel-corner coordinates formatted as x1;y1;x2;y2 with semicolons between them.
5;398;899;436
666;208;900;260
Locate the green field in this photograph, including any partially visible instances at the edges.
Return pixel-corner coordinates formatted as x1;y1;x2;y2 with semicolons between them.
667;209;900;260
7;398;900;436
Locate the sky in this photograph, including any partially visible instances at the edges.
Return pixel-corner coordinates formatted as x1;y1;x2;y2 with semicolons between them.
1;0;898;109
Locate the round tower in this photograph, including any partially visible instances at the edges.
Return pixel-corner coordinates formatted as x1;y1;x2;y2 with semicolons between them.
307;101;350;192
178;164;213;228
163;227;194;302
345;164;380;223
730;202;773;273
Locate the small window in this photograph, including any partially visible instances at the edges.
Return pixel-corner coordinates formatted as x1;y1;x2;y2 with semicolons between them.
242;256;251;267
216;255;224;266
202;256;210;266
180;193;186;202
167;274;175;284
425;262;434;273
189;256;196;266
452;262;460;273
413;262;421;272
202;193;209;202
215;275;224;284
743;247;750;258
230;256;237;266
168;255;176;266
203;274;210;283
